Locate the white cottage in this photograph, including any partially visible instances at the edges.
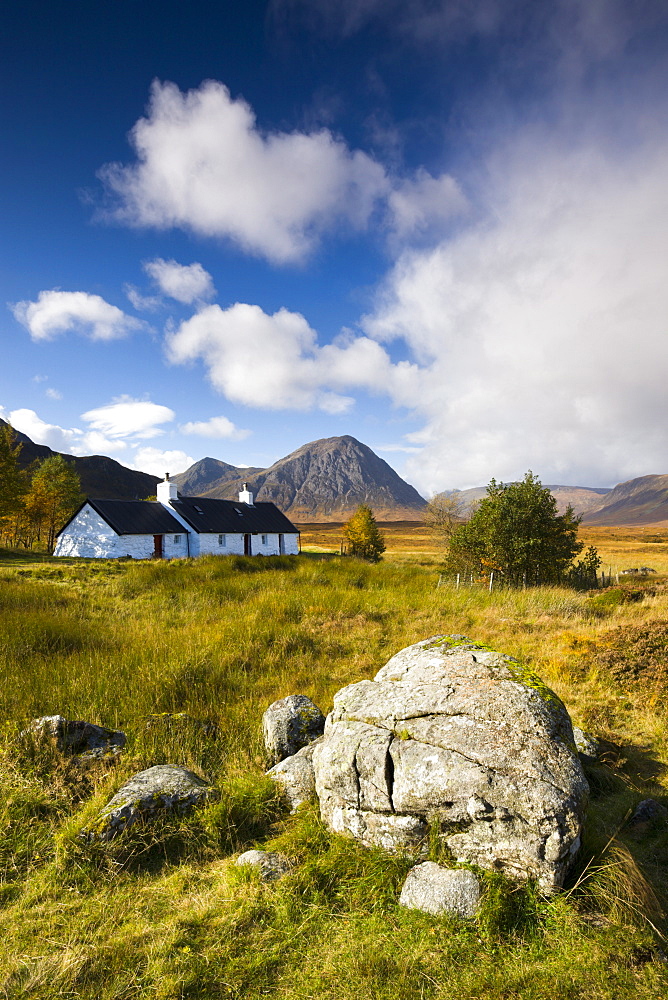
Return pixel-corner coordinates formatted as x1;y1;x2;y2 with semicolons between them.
54;478;300;559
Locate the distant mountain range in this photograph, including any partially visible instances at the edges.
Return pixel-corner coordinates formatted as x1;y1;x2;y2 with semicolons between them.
581;475;668;526
6;415;668;525
444;485;611;518
1;418;159;500
172;435;427;521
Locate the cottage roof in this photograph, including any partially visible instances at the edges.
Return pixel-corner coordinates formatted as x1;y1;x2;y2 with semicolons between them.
57;496;299;539
60;499;185;537
170;496;298;534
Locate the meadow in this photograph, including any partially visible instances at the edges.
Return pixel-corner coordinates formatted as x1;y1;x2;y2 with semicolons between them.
0;525;667;998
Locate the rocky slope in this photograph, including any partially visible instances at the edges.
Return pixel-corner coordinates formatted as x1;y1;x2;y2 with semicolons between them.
582;475;668;525
175;436;427;521
2;418;159;500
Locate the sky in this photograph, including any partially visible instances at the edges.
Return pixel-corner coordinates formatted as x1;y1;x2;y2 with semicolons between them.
2;0;668;495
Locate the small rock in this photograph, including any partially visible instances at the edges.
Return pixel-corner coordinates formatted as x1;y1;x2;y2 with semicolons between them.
628;798;668;834
235;850;292;881
399;862;481;918
267;738;322;812
25;715;126;758
263;695;325;765
572;726;599;759
83;764;216;841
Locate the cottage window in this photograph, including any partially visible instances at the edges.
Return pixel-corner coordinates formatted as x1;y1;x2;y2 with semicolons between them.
218;534;225;546
261;534;268;545
174;535;181;543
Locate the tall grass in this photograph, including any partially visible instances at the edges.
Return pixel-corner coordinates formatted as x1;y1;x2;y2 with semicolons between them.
0;549;667;997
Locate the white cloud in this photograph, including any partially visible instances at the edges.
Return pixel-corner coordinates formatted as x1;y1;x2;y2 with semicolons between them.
363;133;668;493
388;169;468;241
81;396;175;440
144;258;215;304
99;79;388;263
124;285;162;311
180;415;250;440
166;302;417;413
8;409;79;453
130;447;196;478
45;388;62;401
11;290;143;342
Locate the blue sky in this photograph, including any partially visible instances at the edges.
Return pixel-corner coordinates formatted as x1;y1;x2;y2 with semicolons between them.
2;0;668;494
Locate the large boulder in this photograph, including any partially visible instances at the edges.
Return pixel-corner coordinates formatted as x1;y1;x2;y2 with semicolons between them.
263;695;325;765
83;764;216;840
25;715;126;758
313;636;589;891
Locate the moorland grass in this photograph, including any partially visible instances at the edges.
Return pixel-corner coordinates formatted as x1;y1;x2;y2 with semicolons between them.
0;546;667;997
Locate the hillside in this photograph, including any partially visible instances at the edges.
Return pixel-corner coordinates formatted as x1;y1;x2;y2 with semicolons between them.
176;435;427;521
443;484;611;517
583;474;668;525
1;418;159;500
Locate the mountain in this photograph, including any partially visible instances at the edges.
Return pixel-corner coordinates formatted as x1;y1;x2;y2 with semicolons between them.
582;475;668;525
177;435;427;521
2;418;159;500
171;457;262;496
443;484;611;518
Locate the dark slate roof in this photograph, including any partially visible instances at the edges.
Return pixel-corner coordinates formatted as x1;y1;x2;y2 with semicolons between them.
59;499;186;537
170;496;298;534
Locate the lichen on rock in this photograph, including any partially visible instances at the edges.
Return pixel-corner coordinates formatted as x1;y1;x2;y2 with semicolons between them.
313;635;589;891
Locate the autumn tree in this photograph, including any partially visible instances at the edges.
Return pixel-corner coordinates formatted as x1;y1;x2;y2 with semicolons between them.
0;423;27;544
343;504;386;562
447;471;584;586
25;454;83;551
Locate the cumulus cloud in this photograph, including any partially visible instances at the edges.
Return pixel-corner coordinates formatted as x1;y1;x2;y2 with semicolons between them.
180;415;250;440
387;169;468;241
363;133;668;493
11;290;144;342
7;409;79;453
166;302;418;413
45;388;62;401
143;258;215;304
81;396;175;440
130;447;196;478
99;80;388;263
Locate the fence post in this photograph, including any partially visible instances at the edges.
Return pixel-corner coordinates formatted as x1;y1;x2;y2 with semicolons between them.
489;571;494;592
437;574;443;589
456;573;460;590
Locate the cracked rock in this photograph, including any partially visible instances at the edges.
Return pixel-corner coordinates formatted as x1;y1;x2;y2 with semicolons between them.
312;635;588;891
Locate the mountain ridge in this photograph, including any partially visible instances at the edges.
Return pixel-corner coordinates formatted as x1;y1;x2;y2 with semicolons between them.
173;435;427;521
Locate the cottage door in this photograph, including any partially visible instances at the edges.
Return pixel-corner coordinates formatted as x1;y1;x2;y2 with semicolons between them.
153;534;163;558
244;533;251;555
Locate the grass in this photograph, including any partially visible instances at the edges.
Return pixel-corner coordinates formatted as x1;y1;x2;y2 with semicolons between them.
0;536;667;997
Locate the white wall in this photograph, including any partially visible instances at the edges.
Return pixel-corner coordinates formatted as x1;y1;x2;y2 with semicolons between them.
54;504;300;559
54;505;190;559
197;532;299;556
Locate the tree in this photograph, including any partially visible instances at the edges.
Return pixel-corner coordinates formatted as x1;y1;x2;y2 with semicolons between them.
424;492;465;548
447;471;584;586
25;454;83;551
343;504;386;562
0;423;27;544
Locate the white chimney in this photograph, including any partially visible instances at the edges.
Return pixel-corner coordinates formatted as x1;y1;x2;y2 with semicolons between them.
239;482;254;505
157;472;179;505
